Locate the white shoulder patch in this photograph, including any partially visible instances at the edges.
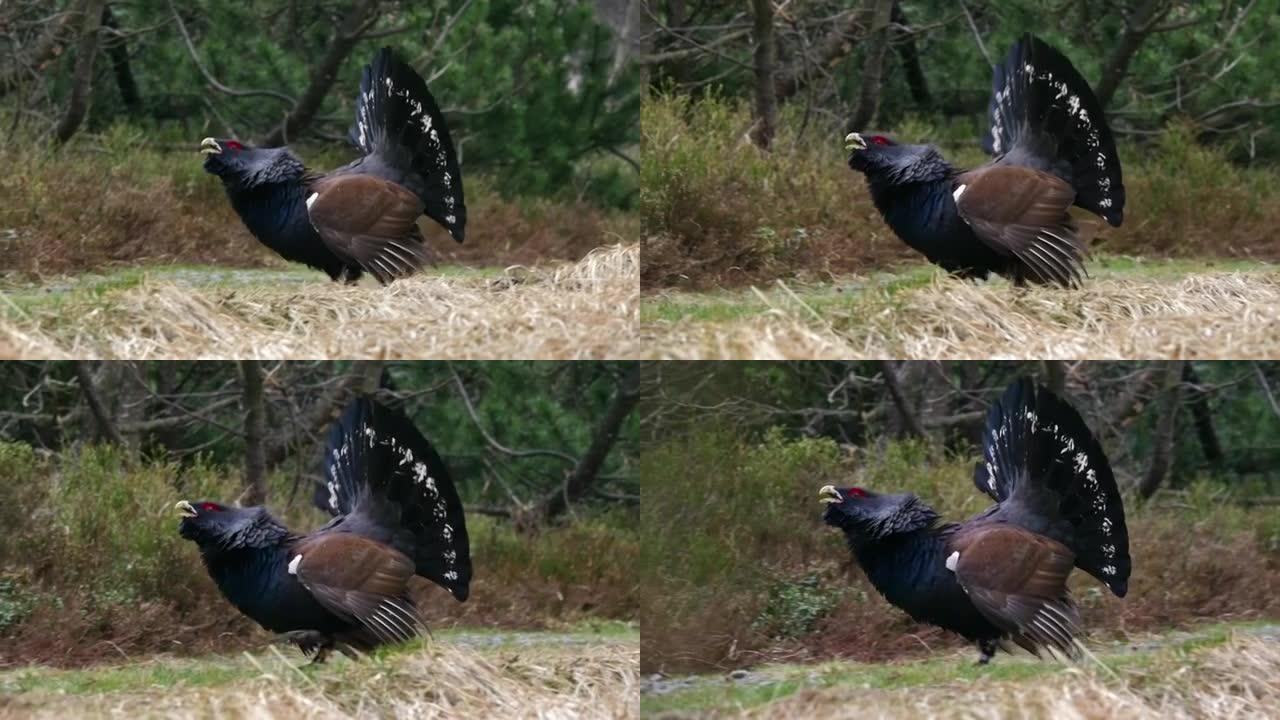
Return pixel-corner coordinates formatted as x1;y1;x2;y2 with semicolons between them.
288;555;303;575
306;193;318;210
945;551;960;572
952;184;967;204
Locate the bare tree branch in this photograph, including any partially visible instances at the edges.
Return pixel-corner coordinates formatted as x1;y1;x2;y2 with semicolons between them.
238;360;268;507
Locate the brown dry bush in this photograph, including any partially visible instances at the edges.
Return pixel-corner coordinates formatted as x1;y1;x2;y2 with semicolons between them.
0;128;630;278
641;95;1280;291
640;432;1280;674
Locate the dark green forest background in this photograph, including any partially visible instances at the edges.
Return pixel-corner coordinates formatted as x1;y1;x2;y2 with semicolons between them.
0;0;642;275
639;0;1280;287
0;361;638;667
640;361;1280;673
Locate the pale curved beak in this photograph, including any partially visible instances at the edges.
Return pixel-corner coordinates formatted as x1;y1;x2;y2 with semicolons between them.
819;485;843;504
199;137;222;156
844;133;866;152
175;500;198;518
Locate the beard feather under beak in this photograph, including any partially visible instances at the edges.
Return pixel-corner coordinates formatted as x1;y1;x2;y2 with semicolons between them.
819;485;843;504
199;137;222;156
844;132;866;152
175;500;198;518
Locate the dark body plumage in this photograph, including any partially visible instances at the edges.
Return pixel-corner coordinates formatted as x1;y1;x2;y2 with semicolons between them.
821;378;1131;662
846;35;1125;287
201;47;466;284
177;397;471;661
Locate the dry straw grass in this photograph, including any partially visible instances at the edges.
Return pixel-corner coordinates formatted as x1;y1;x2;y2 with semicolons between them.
735;636;1280;720
0;244;638;360
640;270;1280;359
1;641;639;720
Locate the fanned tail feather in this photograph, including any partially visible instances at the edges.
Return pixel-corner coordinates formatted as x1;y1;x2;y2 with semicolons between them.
351;47;466;242
974;378;1131;597
981;34;1125;226
322;396;472;601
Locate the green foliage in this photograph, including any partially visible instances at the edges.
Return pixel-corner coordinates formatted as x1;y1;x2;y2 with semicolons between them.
38;0;636;207
389;362;638;509
472;509;638;602
0;575;39;632
640;427;842;594
752;571;843;640
0;443;236;609
650;0;1280;163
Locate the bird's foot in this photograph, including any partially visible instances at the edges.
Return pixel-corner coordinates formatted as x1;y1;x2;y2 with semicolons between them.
307;646;330;665
976;639;998;665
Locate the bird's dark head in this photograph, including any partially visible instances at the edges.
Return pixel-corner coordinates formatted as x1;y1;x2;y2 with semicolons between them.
844;132;949;185
175;500;288;554
844;132;903;172
819;484;939;548
199;137;305;189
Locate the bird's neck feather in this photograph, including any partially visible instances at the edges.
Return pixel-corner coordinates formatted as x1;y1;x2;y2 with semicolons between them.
203;543;288;615
854;525;954;607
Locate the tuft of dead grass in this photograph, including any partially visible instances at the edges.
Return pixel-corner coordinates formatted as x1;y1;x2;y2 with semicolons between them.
638;270;1280;359
735;635;1280;720
0;641;639;720
0;244;638;359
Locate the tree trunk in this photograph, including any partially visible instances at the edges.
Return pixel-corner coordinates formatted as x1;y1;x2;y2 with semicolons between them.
1182;363;1223;464
537;365;640;523
1138;361;1184;499
748;0;777;150
101;4;141;112
1093;0;1171;108
891;2;929;107
880;361;926;439
261;0;381;146
74;360;126;447
53;0;108;144
239;360;268;507
1043;360;1066;396
846;0;895;133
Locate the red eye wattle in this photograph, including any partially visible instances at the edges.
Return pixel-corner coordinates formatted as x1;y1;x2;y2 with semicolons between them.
848;487;868;498
200;502;222;512
870;136;889;146
224;140;244;151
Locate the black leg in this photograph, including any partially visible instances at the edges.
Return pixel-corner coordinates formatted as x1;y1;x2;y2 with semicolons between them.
977;638;998;665
283;630;334;665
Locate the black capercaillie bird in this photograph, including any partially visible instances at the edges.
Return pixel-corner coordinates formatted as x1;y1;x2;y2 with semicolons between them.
175;396;471;662
844;34;1124;287
819;378;1130;663
200;47;465;284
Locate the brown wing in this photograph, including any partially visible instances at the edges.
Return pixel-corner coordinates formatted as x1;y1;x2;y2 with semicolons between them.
949;524;1082;657
289;533;422;645
306;174;430;284
953;165;1086;288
